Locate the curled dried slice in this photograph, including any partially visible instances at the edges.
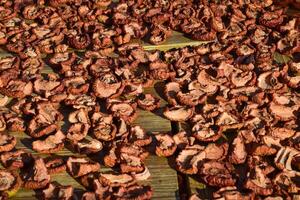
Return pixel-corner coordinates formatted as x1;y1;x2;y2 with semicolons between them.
229;136;247;164
200;161;236;187
40;182;73;200
163;106;194;122
44;157;66;175
64;94;96;109
191;28;216;41
192;124;222;142
176;145;204;175
22;158;50;189
274;147;299;170
177;90;206;106
173;131;191;150
64;76;89;95
109;102;137;123
269;102;297;121
0;80;33;98
213;186;254;200
70;139;103;154
149;25;172;45
0;170;21;193
132;166;151;181
0;95;9;107
7;116;25;131
100;173;135;188
0;150;31;170
68;33;91;50
67;123;90;141
269;127;296;141
137;94;160;111
32;130;65;153
0;115;5;132
68;108;90;124
119;145;148;173
114;185;153;200
155;133;177;157
251;144;277;156
274;170;300;195
93;74;124;99
0;133;16;153
119;144;149;161
91;112;116;141
164;82;180;105
128;126;152;147
244;167;273;196
33;75;63;98
216;112;242;130
257;71;282;90
49;52;76;67
66;157;100;178
259;11;284;28
120;153;144;174
103;144;118;168
28;120;59;138
22;5;40;20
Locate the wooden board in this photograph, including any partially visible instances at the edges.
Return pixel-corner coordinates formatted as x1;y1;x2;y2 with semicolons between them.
1;81;179;199
0;31;204;200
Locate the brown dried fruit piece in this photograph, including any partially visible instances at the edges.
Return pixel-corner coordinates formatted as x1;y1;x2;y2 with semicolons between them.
137;94;160;111
0;170;21;193
274;147;299;171
200;161;236;187
244;167;273;196
213;186;254;200
93;73;124;99
119;144;149;174
0;79;33;98
66;157;100;178
0;133;16;153
114;185;153;200
259;11;284;28
163;106;194;122
68;108;90;124
67;123;90;142
91;112;117;141
44;157;66;175
192;124;222;142
109;101;137;123
100;173;135;188
149;25;172;45
33;75;63;98
229;135;247;164
22;157;51;189
40;182;73;200
69;138;103;154
128;126;152;147
176;145;204;175
269;102;298;121
155;133;177;157
0;150;31;170
64;76;89;95
32;130;65;153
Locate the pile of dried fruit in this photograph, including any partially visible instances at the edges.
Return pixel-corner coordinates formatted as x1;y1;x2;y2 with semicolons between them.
0;0;299;199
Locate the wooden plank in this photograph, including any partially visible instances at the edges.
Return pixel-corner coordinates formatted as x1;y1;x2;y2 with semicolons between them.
11;155;179;200
6;97;178;200
0;44;178;199
142;31;210;51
